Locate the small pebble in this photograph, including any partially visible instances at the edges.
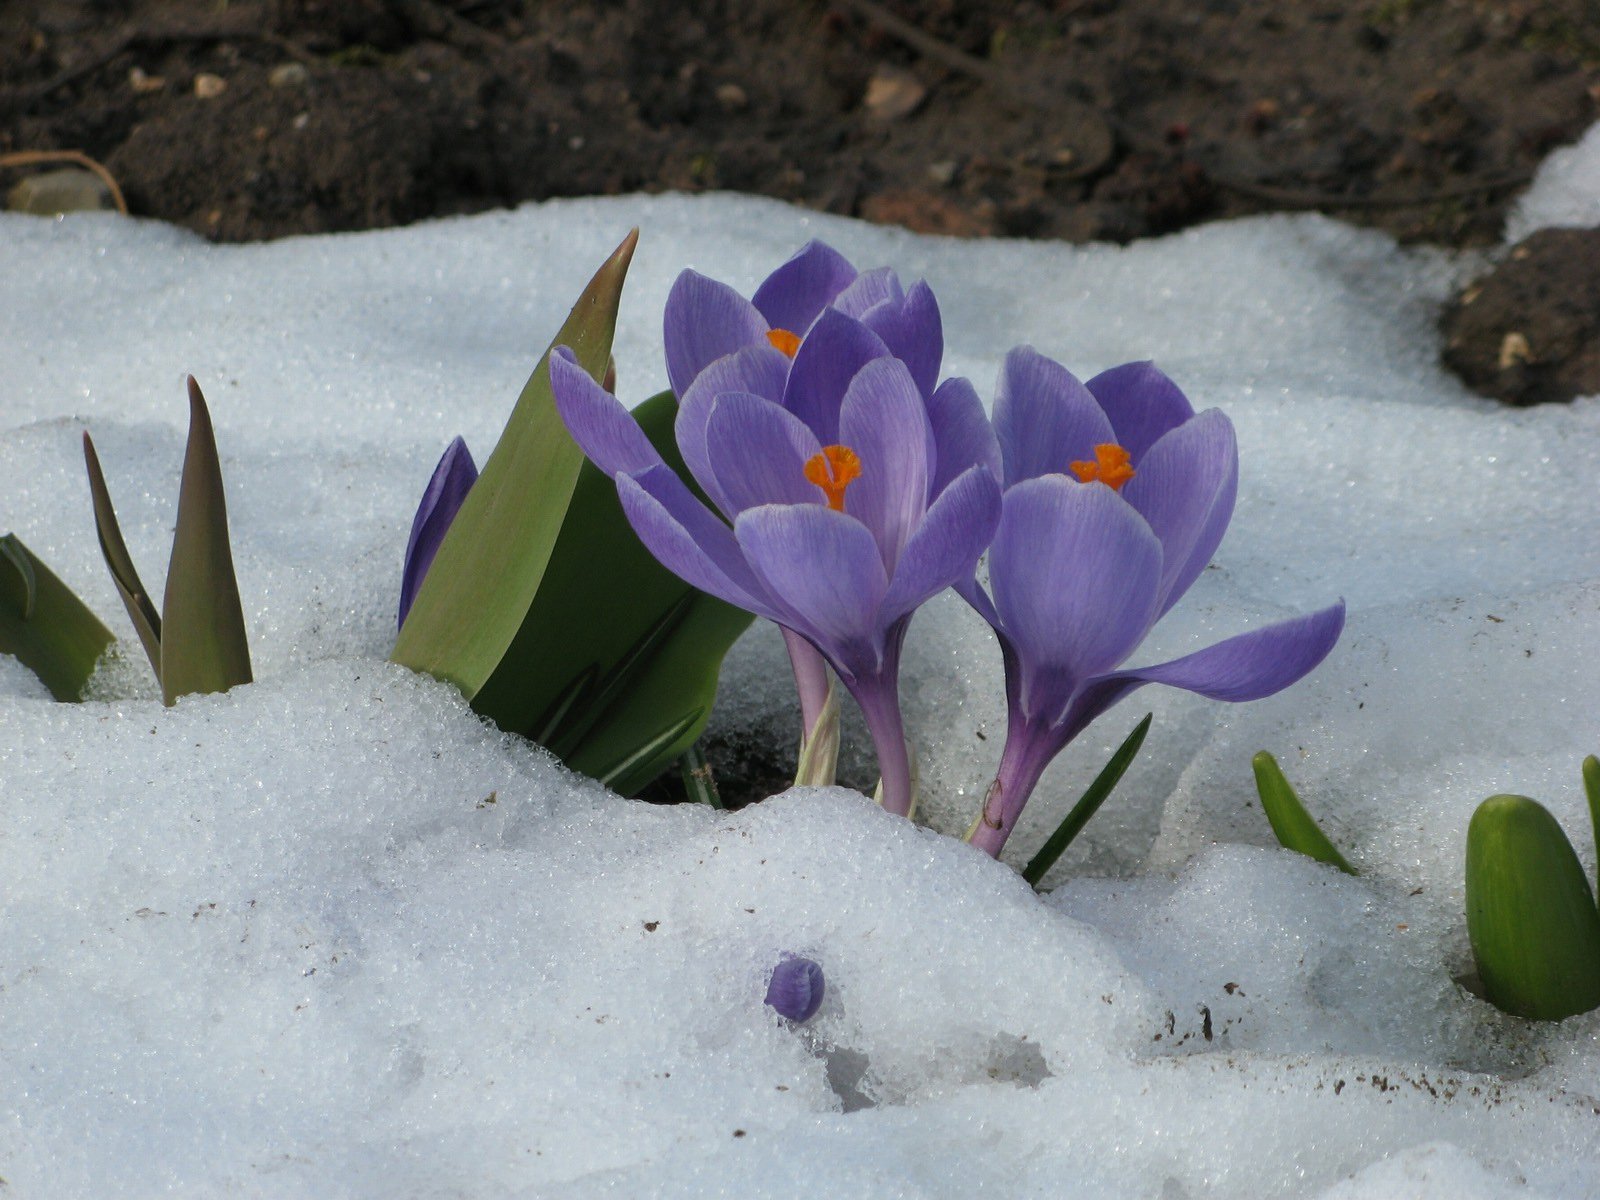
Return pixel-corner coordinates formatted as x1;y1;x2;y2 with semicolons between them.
193;73;227;99
268;62;310;89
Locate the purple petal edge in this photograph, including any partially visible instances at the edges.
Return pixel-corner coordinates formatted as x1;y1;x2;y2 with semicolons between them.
398;436;478;628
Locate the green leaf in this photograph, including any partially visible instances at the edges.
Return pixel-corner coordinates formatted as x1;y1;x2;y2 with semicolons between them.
1252;750;1357;875
1583;755;1600;903
1022;713;1152;888
159;377;253;705
1466;794;1600;1021
390;230;639;696
677;741;724;808
473;389;753;795
0;534;114;701
82;430;162;679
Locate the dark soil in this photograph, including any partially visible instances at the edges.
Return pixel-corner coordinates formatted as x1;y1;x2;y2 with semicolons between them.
4;0;1598;247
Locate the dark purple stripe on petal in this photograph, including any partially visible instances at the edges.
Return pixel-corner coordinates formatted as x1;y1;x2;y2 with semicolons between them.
1120;408;1239;619
398;436;478;629
765;955;825;1023
882;464;1001;626
663;270;769;398
550;348;664;479
1085;361;1197;465
988;476;1162;724
994;346;1115;490
783;309;891;445
751;240;858;335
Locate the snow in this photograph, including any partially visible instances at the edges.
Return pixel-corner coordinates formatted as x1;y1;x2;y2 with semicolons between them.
4;124;1600;1197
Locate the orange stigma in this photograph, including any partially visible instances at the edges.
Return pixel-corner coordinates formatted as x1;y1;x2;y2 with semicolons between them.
766;328;802;358
804;444;862;511
1069;443;1135;491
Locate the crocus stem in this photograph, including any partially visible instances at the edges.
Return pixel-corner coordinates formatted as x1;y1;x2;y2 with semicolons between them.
793;674;841;787
854;680;915;818
966;719;1057;858
782;628;831;736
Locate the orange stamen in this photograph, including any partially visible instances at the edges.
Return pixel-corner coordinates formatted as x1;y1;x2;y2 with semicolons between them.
804;444;862;512
766;328;802;358
1069;443;1135;491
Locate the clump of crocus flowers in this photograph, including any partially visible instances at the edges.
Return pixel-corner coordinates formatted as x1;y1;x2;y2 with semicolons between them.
545;239;1344;860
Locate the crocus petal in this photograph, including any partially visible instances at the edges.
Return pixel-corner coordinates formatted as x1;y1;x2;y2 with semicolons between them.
702;392;823;515
838;357;935;574
832;267;903;319
663;270;770;397
675;343;791;516
1055;601;1347;741
764;955;825;1023
782;308;891;445
988;476;1162;723
925;376;1002;497
736;504;889;676
1085;360;1197;464
1120;408;1239;618
398;436;477;628
993;345;1116;489
882;464;1001;625
614;465;778;623
751;240;858;335
550;348;665;479
859;279;943;398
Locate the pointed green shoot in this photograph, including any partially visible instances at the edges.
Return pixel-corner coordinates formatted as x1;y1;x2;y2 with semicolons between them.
0;534;114;700
676;741;724;809
158;377;252;704
1583;755;1600;903
391;230;639;696
1023;713;1152;889
1252;750;1357;875
82;430;162;677
1465;794;1600;1021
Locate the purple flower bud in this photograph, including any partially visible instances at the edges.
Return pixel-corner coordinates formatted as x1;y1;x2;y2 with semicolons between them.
398;436;477;629
765;955;825;1023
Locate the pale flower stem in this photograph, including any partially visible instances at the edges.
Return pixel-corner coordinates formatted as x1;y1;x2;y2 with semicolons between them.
855;683;915;818
965;720;1055;858
782;627;832;738
793;674;841;786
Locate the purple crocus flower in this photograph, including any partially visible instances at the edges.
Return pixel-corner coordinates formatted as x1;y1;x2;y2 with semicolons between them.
765;955;825;1024
960;348;1345;858
397;435;478;629
550;345;1001;818
663;243;952;767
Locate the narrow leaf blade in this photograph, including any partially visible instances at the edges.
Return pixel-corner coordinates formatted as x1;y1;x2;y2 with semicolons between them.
82;430;162;679
159;377;253;704
0;534;114;700
1466;794;1600;1021
1023;713;1152;888
1252;750;1357;875
1583;755;1600;903
390;230;639;696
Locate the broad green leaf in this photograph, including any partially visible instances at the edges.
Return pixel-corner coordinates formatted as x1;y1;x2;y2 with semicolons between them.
391;230;639;695
0;534;113;701
82;430;162;677
469;388;754;795
1023;713;1151;888
1466;794;1600;1021
159;377;253;704
1583;755;1600;902
1252;750;1357;875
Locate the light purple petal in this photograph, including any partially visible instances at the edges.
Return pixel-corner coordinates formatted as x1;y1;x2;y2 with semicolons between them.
993;345;1116;489
859;279;943;398
751;241;858;335
614;465;777;622
832;267;903;318
838;357;934;575
1121;408;1238;618
398;436;477;628
736;504;889;675
663;270;769;397
1085;361;1197;464
702;392;823;515
764;955;825;1023
782;308;891;445
675;343;791;516
882;465;1001;625
550;348;664;479
988;476;1162;723
1055;601;1347;740
925;376;1001;497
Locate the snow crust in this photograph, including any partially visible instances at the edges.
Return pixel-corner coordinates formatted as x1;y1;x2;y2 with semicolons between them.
4;124;1600;1197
